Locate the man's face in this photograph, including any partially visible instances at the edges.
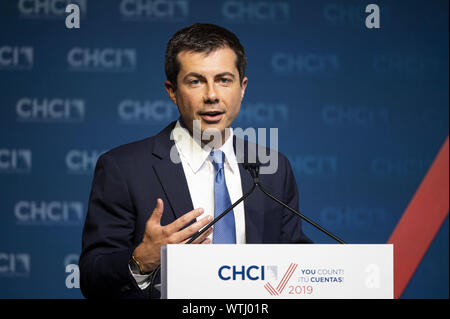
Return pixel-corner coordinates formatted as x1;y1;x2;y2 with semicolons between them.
165;47;247;144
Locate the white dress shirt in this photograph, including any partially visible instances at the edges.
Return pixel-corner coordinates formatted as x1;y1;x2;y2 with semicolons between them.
131;121;246;289
172;120;246;243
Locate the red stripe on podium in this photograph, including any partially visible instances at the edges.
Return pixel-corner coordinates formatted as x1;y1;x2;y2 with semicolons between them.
388;136;449;299
277;264;297;293
276;263;294;291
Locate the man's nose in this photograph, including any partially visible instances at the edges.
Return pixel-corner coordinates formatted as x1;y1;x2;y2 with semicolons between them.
203;83;219;104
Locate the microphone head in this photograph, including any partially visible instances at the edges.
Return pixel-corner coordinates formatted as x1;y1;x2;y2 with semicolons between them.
243;160;261;170
243;160;260;181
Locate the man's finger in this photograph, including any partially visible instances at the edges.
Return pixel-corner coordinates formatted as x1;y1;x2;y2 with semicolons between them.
148;198;164;224
187;226;214;244
178;218;214;244
181;226;213;244
164;208;204;234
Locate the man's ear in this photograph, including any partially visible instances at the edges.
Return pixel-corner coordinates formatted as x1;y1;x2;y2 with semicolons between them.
164;80;177;105
240;76;248;99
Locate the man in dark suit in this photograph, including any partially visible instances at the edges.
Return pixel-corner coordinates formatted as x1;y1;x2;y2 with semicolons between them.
79;23;311;299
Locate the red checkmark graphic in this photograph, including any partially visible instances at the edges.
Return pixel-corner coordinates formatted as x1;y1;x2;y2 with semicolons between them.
264;262;298;296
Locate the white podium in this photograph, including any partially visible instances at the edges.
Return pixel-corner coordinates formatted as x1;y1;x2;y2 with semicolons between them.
160;244;393;299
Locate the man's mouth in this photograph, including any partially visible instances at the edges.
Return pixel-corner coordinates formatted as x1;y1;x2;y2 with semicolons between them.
199;110;225;123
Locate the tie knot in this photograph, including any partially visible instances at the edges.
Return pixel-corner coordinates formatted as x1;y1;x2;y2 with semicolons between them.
210;150;225;171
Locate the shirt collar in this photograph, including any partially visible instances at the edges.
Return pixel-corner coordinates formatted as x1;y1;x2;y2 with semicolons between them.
172;120;237;174
220;126;238;173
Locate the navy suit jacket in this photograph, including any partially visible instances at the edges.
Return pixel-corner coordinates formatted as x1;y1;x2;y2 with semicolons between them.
79;121;311;299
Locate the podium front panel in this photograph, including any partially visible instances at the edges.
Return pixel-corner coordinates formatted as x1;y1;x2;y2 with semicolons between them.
161;244;393;299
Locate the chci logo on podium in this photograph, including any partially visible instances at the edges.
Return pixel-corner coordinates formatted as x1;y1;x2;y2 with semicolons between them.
217;263;301;296
217;262;330;296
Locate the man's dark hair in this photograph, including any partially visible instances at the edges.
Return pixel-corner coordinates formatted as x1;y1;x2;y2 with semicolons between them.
165;23;247;90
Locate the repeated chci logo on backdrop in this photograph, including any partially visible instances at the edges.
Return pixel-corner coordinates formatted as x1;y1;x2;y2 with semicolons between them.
0;46;33;70
118;99;178;124
119;0;189;21
271;52;340;75
287;154;338;177
0;149;32;173
371;157;430;179
14;201;84;225
321;104;390;127
372;55;440;75
67;47;137;72
319;206;388;229
17;0;88;18
16;97;85;123
0;253;31;277
221;0;290;23
65;149;106;174
238;103;289;124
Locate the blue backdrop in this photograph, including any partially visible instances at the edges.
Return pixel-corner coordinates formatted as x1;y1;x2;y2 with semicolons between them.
0;0;448;298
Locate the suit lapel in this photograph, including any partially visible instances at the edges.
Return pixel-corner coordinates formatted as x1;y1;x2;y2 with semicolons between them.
151;122;194;223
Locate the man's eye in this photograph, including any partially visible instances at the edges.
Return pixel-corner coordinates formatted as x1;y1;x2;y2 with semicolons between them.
219;78;231;84
190;79;200;85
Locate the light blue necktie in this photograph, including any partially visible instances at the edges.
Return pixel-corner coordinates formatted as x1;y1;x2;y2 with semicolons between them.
210;150;236;244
